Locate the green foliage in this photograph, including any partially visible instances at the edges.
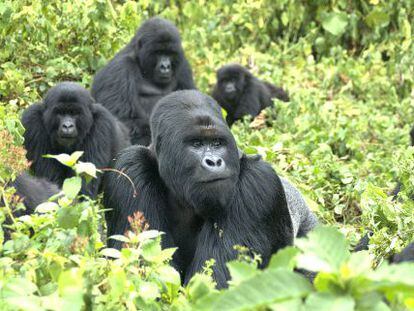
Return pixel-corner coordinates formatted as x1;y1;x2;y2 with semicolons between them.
1;0;414;309
189;226;414;310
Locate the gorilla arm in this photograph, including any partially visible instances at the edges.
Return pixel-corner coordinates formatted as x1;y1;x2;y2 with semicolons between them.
22;104;67;184
81;104;127;198
103;145;175;250
184;155;294;288
91;55;147;121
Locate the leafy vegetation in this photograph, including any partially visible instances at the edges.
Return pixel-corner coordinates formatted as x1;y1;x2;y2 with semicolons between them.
1;0;414;309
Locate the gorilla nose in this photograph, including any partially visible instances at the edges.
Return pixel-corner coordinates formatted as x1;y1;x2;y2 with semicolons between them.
160;61;171;74
202;155;225;172
62;122;75;134
225;83;236;93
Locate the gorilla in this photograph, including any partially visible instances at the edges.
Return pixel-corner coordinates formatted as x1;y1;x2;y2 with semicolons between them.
9;173;60;214
91;17;196;146
392;241;414;263
104;90;317;288
212;64;289;127
2;173;60;239
22;82;130;199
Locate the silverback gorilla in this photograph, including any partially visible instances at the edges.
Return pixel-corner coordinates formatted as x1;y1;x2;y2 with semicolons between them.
91;17;196;145
104;90;317;288
22;82;130;199
212;64;289;127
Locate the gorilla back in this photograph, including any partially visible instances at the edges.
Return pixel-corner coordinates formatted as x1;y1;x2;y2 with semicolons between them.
104;90;316;288
22;82;130;198
91;17;196;146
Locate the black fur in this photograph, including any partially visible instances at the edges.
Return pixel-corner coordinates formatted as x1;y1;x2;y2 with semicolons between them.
104;90;293;288
392;241;414;263
22;82;130;199
11;173;60;214
2;173;60;239
353;231;373;252
212;64;289;127
91;17;196;146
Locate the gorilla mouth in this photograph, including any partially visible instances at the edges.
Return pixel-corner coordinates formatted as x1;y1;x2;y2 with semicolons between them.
200;176;231;183
159;74;172;80
57;136;77;146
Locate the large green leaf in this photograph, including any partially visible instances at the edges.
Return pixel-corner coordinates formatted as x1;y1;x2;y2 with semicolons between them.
57;205;80;229
62;176;82;199
227;261;259;285
304;293;355;311
367;262;414;292
365;9;389;29
44;151;84;168
296;226;350;273
321;12;348;36
267;246;300;270
194;269;312;311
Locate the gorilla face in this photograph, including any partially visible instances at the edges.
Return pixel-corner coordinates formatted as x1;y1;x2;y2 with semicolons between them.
216;65;247;101
42;82;93;149
151;91;240;215
136;18;183;87
151;52;179;85
54;106;80;147
138;40;181;86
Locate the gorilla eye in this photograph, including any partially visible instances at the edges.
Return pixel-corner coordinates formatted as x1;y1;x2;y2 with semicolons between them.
192;139;203;148
212;139;222;148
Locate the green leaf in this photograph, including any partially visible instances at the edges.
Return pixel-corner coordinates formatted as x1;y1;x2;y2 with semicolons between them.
74;161;98;183
321;12;348;36
58;269;84;311
153;247;177;263
365;9;389;29
108;266;127;300
141;239;162;261
157;265;181;287
195;269;312;310
368;262;414;290
268;247;300;270
139;230;163;241
227;261;259;286
108;234;130;243
296;226;350;273
356;292;391;311
56;206;80;229
35;201;59;213
187;274;217;303
2;278;37;297
5;297;43;311
101;248;122;259
304;293;355;311
44;151;83;168
62;176;82;199
139;282;160;301
269;298;302;311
